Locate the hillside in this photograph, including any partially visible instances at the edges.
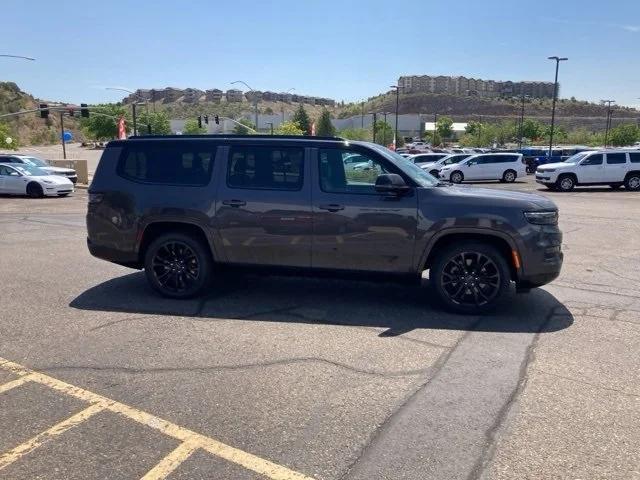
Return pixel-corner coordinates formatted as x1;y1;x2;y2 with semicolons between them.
0;82;82;148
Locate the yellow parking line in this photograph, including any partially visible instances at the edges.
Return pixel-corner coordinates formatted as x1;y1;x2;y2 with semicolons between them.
0;357;316;480
140;440;199;480
0;403;106;471
0;374;35;394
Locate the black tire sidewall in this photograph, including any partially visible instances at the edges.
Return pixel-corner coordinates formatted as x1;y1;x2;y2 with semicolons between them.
625;174;640;191
144;232;213;299
27;182;43;198
431;242;511;314
450;171;463;183
503;170;516;183
557;175;575;192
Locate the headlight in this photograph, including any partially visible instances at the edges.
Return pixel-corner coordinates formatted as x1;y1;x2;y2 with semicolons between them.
524;211;558;225
42;179;53;184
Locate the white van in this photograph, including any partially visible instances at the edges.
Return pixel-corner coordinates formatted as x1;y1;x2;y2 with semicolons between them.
439;153;526;183
535;150;640;191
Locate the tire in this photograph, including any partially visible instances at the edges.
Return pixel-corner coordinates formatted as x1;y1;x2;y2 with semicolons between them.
450;171;464;184
429;169;439;177
144;232;213;299
624;173;640;191
430;241;511;314
502;170;517;183
26;182;44;198
556;175;575;192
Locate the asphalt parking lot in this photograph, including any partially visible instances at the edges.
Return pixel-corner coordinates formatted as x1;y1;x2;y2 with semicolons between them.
0;176;638;479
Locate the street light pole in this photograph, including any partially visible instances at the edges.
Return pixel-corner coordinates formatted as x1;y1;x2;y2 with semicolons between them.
390;85;402;148
231;80;258;130
601;100;615;148
547;56;568;157
518;94;529;149
0;54;35;61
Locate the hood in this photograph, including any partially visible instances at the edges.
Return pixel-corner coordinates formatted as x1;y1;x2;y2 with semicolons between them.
537;162;569;170
42;166;75;174
440;185;557;210
418;162;437;169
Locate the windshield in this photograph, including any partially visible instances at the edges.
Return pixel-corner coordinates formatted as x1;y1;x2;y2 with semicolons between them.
12;164;48;176
20;156;49;167
564;152;591;164
441;155;468;166
368;144;439;187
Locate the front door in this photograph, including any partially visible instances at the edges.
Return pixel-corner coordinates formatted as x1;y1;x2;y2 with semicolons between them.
311;147;418;273
0;165;24;194
577;153;604;183
215;144;312;267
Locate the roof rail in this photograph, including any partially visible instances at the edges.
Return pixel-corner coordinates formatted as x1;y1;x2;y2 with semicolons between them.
129;134;346;141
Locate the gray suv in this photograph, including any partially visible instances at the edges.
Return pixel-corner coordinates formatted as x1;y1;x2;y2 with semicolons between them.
87;135;563;313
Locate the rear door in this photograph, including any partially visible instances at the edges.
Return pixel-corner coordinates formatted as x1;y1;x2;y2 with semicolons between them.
603;152;628;182
214;143;312;267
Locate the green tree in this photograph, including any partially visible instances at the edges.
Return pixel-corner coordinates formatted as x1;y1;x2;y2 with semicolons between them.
183;118;207;135
520;119;545;141
233;118;256;135
79;104;129;140
0;123;18;150
607;123;640;146
292;104;311;135
373;121;394;146
316;109;336;136
338;127;370;141
275;121;304;135
137;111;171;135
465;121;482;136
436;116;454;141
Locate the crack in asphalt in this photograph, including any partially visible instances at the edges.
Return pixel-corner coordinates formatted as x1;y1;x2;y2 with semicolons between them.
339;317;482;480
466;306;557;480
37;356;432;379
531;369;640;398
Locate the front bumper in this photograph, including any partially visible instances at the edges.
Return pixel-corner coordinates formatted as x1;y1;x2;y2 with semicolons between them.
43;184;74;196
517;224;563;288
535;172;558;184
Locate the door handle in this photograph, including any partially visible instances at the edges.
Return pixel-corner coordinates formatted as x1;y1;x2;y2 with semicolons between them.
222;199;246;208
318;204;345;212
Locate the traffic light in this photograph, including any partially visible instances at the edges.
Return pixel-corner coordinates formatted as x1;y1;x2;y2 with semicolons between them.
197;116;202;128
204;115;209;125
214;115;219;125
80;103;90;118
39;103;49;119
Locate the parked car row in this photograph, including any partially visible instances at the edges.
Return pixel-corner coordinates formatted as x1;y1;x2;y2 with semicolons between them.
0;154;78;183
0;153;77;198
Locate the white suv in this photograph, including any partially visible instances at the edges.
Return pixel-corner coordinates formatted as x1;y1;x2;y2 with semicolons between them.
439;153;526;184
535;150;640;191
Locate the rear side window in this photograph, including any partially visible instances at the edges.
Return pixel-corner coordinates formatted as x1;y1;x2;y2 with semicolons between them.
606;153;627;164
630;152;640;163
117;141;215;186
497;155;518;163
227;145;304;190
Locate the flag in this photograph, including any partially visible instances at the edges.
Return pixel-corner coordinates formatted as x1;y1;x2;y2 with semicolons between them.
311;122;316;136
117;117;127;139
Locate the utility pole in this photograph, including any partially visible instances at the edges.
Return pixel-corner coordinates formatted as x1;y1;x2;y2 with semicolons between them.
266;122;274;135
361;102;365;128
601;99;615;147
132;103;137;136
518;94;529;149
59;111;66;159
547;56;568;157
370;112;378;143
390;85;402;148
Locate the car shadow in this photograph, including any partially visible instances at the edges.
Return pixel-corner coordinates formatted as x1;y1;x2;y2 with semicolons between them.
70;272;573;336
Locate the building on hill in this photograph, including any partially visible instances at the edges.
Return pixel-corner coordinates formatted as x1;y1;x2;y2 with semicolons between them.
398;75;556;99
226;89;244;102
205;89;223;103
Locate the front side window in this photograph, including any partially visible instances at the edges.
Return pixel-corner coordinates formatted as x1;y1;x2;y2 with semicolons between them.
606;153;627;164
227;145;304;190
319;148;391;194
581;154;603;166
118;141;215;186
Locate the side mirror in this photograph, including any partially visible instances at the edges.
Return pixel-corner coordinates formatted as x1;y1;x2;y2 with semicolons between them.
375;174;411;196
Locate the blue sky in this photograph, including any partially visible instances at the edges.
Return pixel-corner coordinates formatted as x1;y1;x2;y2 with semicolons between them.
3;0;639;107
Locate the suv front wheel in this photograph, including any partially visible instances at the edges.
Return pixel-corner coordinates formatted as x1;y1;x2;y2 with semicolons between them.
144;232;213;299
431;242;511;314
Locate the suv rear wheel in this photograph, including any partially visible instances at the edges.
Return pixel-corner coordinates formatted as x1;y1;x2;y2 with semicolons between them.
624;173;640;191
431;242;511;314
502;170;517;183
144;232;213;299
